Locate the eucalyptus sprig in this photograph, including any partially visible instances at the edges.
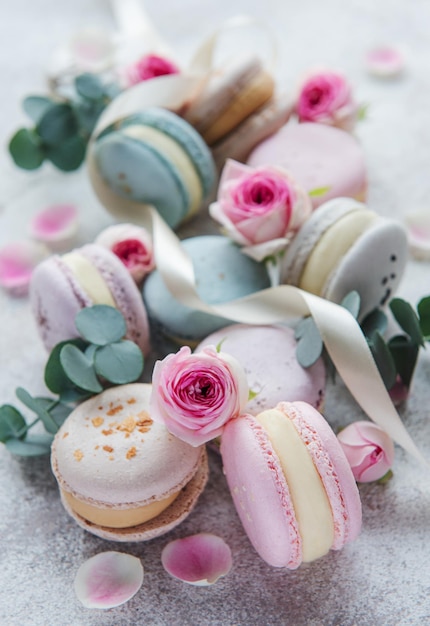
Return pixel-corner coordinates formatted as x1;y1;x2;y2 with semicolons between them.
0;305;144;457
295;291;430;399
9;73;119;172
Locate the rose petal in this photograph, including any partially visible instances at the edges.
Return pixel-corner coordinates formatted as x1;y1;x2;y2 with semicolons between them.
161;534;232;586
404;208;430;260
366;46;404;78
0;241;49;296
69;28;115;71
74;551;144;609
30;204;79;251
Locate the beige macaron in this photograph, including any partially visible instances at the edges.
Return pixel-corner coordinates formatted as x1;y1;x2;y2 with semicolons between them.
51;383;208;541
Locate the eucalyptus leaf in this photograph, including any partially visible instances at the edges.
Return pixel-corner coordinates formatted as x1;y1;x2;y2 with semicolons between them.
60;344;103;393
388;335;419;388
75;305;127;345
0;405;27;442
368;331;397;390
36;398;72;428
36;103;77;146
15;388;59;434
5;434;53;457
94;340;144;384
45;338;88;394
361;308;388;339
75;73;104;101
23;96;54;123
341;291;361;318
9;128;45;170
85;343;98;362
46;134;86;171
295;317;324;368
389;298;424;347
74;100;105;135
59;388;92;404
417;296;430;339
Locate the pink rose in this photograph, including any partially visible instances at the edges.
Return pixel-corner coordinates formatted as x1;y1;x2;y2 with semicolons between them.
95;224;154;283
337;421;395;482
209;160;311;262
125;53;180;87
296;70;358;131
150;346;249;446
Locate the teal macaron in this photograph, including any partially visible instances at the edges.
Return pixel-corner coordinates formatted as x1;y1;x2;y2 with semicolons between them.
142;235;271;348
93;107;216;229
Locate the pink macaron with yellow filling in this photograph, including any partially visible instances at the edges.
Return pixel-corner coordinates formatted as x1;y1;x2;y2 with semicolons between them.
220;401;362;568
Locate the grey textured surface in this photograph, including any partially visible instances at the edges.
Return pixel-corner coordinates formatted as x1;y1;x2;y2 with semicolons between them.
1;1;430;625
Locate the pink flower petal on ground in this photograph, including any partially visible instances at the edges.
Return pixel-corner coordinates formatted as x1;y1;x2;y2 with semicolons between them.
404;208;430;260
0;241;48;296
69;28;115;71
30;204;79;251
161;534;232;586
366;46;404;78
74;551;144;609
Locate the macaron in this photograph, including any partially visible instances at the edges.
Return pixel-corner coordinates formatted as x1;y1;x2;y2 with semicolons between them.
91;107;216;229
184;56;275;146
196;324;326;413
280;198;408;319
247;121;367;209
30;243;151;355
51;383;209;541
142;235;271;348
220;401;362;568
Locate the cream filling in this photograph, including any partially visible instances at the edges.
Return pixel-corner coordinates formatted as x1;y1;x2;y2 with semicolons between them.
256;408;334;562
62;488;180;529
300;210;377;296
123;125;202;218
62;253;116;306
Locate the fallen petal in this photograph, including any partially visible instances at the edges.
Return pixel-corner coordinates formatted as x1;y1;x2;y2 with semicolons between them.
69;27;115;71
161;533;232;586
30;204;79;251
74;551;144;609
366;46;404;78
404;208;430;260
0;241;49;296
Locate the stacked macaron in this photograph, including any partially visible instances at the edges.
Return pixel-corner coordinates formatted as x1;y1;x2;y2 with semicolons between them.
30;243;150;355
221;401;362;568
196;324;326;414
51;384;208;541
91;107;216;229
280;198;408;319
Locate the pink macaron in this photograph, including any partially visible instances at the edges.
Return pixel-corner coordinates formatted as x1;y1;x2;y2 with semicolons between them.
196;324;326;413
30;243;151;355
220;401;362;568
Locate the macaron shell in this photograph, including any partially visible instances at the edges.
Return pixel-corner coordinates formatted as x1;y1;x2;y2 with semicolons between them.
196;324;326;412
58;448;209;542
247;122;367;208
220;414;302;568
323;217;408;319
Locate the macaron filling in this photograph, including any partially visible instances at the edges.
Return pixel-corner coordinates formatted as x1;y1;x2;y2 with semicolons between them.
61;252;116;306
300;209;377;295
256;408;335;562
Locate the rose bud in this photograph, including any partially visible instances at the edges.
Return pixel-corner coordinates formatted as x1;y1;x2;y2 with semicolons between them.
296;69;358;132
150;345;249;446
337;421;395;483
209;159;311;262
95;223;154;283
124;53;180;87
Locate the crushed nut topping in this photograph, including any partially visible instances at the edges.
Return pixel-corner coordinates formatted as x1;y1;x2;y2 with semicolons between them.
73;449;84;461
126;446;137;460
91;416;104;428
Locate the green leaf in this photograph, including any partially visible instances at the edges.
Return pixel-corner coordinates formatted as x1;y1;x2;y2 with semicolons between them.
377;469;393;484
341;291;360;318
308;186;330;198
417;296;430;339
9;128;45;170
0;405;27;442
361;308;388;339
248;389;258;401
23;96;54;123
94;340;144;384
36;399;72;429
59;388;91;404
36;103;77;146
388;335;419;388
5;433;53;456
368;331;397;390
295;317;324;368
357;103;370;121
60;344;103;393
389;298;424;347
75;305;127;345
74;100;105;135
46;134;86;171
75;73;105;101
44;338;88;394
15;388;59;434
